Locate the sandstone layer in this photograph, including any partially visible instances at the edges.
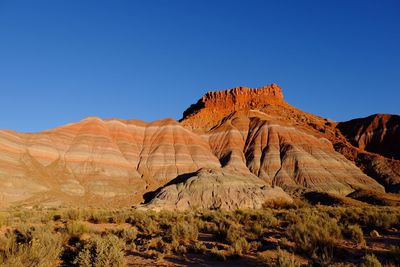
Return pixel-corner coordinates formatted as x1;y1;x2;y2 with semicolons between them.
337;114;400;160
182;84;288;131
180;84;386;195
0;118;221;207
0;83;397;209
204;112;383;194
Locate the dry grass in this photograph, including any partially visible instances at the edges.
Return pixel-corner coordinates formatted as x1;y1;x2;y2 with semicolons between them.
0;205;398;266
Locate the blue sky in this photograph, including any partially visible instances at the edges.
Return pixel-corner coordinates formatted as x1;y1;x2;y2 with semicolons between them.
0;0;399;132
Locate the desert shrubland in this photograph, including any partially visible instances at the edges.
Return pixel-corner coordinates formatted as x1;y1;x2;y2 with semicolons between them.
0;204;398;266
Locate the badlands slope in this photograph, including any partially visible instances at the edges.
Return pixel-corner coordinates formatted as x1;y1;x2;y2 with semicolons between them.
0;84;398;209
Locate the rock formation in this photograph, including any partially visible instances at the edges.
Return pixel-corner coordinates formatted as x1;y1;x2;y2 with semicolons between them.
204;112;382;194
182;84;287;131
140;168;292;211
0;118;221;207
181;84;399;194
0;83;397;209
337;114;400;160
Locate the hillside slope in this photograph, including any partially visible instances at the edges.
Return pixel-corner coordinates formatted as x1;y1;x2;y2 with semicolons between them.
1;84;397;208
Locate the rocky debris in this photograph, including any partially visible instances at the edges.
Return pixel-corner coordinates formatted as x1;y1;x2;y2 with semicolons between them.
370;230;380;238
139;168;292;211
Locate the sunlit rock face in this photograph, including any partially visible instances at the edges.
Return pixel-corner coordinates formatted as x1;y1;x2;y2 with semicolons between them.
0;83;396;208
0;117;221;207
180;85;385;196
181;84;287;131
204;113;383;195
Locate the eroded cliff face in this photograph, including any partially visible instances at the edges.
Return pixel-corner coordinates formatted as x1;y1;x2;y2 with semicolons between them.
337;114;400;160
179;84;399;195
204;113;382;194
0;118;221;207
335;114;400;193
181;84;288;131
0;83;397;209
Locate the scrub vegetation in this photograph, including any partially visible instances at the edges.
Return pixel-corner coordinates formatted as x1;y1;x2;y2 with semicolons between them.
0;202;399;266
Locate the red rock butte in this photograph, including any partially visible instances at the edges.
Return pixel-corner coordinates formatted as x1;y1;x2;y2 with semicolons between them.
182;84;288;130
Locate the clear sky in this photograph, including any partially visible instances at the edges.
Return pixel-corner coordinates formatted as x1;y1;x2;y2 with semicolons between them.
0;0;399;132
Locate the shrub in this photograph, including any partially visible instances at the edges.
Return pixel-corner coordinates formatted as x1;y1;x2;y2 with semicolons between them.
340;207;400;230
66;221;88;237
0;225;63;266
341;224;365;245
388;245;400;262
53;214;62;221
87;210;109;224
262;197;294;209
364;209;399;230
111;211;130;224
64;208;83;220
210;247;227;261
126;211;159;235
360;254;382;267
145;236;169;253
226;225;242;244
110;227;137;244
174;244;187;255
257;252;273;266
231;237;251;256
278;237;292;251
276;249;300;267
170;221;198;245
235;209;278;229
189;241;207;254
250;241;262;251
251;222;263;236
288;213;341;265
74;234;125;267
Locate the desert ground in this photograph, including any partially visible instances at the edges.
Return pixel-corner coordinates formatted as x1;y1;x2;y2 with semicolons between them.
1;197;399;267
